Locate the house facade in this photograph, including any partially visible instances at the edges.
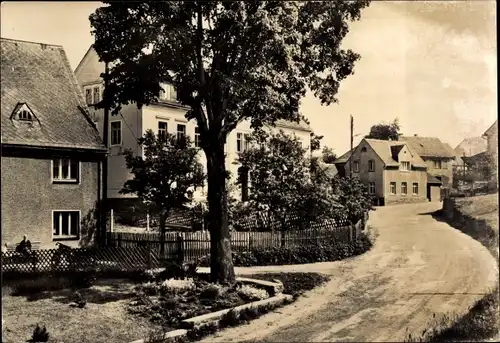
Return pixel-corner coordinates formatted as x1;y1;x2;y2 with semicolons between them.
74;46;312;209
482;120;498;188
399;135;456;188
344;139;430;205
1;38;106;249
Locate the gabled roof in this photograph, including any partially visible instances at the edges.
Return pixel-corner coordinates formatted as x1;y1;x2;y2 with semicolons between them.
275;119;312;132
334;149;353;164
483;120;498;137
455;136;487;157
318;162;338;179
399;136;456;158
363;138;427;168
1;38;105;151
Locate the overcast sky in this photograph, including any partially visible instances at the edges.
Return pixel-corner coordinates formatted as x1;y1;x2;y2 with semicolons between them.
1;1;496;154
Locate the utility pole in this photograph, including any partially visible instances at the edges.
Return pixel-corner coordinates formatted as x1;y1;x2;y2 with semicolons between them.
101;62;110;246
350;115;354;178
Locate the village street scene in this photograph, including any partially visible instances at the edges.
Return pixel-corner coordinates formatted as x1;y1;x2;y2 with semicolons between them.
1;1;498;343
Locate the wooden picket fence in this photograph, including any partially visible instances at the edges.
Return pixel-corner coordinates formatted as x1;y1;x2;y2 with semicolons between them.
1;246;161;275
106;216;366;263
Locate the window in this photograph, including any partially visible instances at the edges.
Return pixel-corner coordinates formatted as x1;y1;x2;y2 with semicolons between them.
195;126;201;148
238;167;249;202
18;110;32;121
368;160;375;172
442;161;447;169
244;134;250;151
159;83;178;102
52;158;79;183
368;182;375;194
353;160;360;173
158;121;168;139
390;182;396;195
361;147;367;153
177;124;186;140
413;183;419;195
401;161;410;171
434;160;442;169
53;211;80;239
401;182;407;195
237;133;243;153
110;121;122;146
93;86;101;104
85;89;92;105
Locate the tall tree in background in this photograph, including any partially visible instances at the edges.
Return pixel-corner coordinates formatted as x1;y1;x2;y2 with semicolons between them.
322;146;337;164
366;118;401;141
121;131;204;257
90;1;370;283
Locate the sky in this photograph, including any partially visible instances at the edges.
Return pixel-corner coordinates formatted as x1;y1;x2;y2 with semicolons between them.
1;1;497;155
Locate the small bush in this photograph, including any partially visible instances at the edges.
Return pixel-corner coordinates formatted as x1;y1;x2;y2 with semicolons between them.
237;284;269;302
28;324;49;342
200;283;224;300
141;281;160;296
161;278;196;294
220;309;239;327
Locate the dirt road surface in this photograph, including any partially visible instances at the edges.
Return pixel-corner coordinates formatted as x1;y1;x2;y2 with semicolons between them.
200;202;499;342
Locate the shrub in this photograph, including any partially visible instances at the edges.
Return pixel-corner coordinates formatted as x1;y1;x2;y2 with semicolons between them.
200;283;224;300
237;285;269;302
28;324;49;343
161;278;196;294
141;282;160;296
199;233;372;267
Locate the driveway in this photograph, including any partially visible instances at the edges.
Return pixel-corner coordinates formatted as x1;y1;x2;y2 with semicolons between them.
201;202;499;342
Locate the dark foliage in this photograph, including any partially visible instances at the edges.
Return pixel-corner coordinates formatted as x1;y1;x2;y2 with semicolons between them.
27;324;49;343
198;234;372;267
245;272;330;298
365;118;401;141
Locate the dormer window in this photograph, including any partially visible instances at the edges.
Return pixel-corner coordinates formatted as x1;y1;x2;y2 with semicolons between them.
159;83;178;102
11;103;36;122
401;161;410;171
18;110;32;121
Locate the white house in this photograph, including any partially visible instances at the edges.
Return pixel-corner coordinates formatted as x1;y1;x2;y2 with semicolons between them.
74;46;312;209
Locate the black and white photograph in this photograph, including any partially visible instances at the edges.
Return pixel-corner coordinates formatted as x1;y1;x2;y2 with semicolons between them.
1;1;498;342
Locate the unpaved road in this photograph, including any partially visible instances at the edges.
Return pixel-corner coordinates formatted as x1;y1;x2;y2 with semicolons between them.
200;202;499;342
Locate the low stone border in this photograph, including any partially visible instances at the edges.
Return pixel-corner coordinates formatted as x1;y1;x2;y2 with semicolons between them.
129;277;291;343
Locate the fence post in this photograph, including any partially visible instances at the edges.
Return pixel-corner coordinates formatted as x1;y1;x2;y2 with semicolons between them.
146;213;150;231
249;234;253;250
177;234;184;265
32;251;37;273
110;209;114;233
349;224;354;242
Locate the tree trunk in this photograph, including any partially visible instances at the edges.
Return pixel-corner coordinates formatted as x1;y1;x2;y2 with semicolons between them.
206;144;235;284
159;212;166;259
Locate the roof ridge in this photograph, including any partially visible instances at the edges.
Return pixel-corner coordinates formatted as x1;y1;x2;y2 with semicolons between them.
1;37;63;48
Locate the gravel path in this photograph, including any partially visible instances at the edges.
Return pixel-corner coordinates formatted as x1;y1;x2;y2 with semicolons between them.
200;202;498;342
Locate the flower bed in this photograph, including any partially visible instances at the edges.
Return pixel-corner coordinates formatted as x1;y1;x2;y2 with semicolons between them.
127;270;273;331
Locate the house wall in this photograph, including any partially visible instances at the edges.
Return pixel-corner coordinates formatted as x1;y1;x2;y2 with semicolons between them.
383;168;428;204
74;48;105;86
485;122;498;185
1;151;101;249
423;157;454;188
429;185;441;202
344;140;385;199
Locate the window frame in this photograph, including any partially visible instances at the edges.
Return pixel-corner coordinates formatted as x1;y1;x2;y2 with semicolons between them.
159;83;178;102
368;160;375;172
51;158;80;184
194;126;201;148
368;182;375;195
236;132;243;153
412;182;419;195
434;160;442;169
244;133;251;151
390;182;397;195
401;182;408;195
93;86;101;104
176;123;186;141
110;120;122;146
400;161;410;171
52;210;80;241
158;120;168;139
85;88;92;105
353;160;360;173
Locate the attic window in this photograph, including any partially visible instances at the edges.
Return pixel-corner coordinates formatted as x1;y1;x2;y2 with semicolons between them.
361;147;367;152
18;110;32;121
11;103;36;122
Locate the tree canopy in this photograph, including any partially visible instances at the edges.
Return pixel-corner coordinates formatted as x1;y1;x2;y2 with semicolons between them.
366;118;401;141
322;146;337;164
90;0;370;283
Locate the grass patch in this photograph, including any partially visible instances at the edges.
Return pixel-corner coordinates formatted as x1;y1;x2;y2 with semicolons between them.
2;278;158;343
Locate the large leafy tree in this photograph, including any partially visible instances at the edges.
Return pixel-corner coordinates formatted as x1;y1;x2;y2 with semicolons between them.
331;176;373;223
121;130;204;257
90;0;370;283
237;130;339;235
366;118;401;141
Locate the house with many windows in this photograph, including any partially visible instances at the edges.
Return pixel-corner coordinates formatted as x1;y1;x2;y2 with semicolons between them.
343;138;439;205
399;135;456;188
74;46;312;212
1;38;106;248
482;120;498;189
